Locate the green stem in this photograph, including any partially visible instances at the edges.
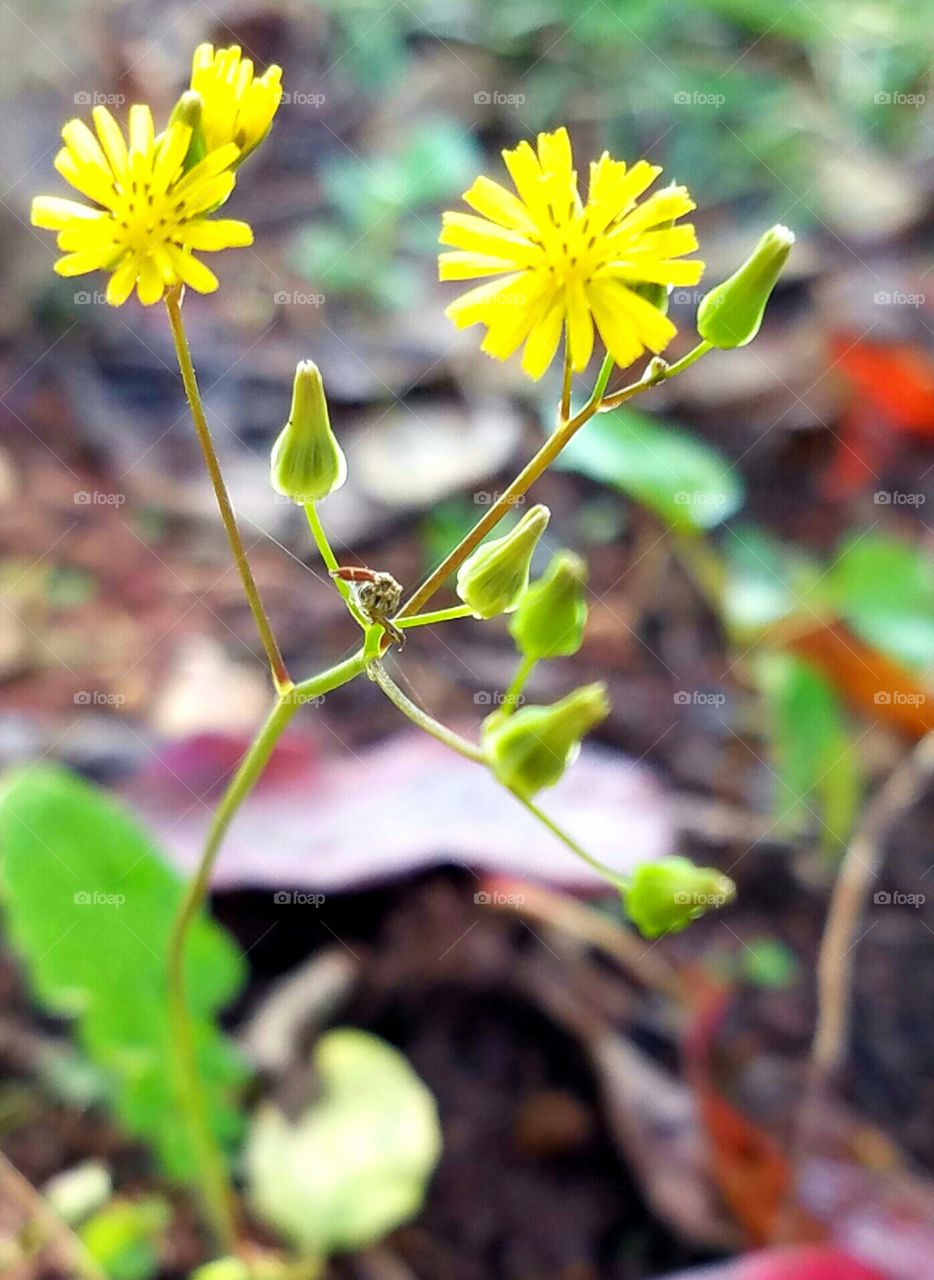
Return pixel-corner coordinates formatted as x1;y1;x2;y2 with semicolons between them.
397;352;616;622
662;338;712;379
503;653;537;712
166;650;367;1250
303;502;368;629
599;340;712;410
368;661;484;762
164;288;290;693
397;604;474;630
513;791;629;890
370;660;623;887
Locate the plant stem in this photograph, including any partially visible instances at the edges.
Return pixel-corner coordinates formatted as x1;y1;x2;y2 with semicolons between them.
164;287;290;693
513;791;629;889
166;650;367;1250
599;340;712;410
397;604;474;630
503;654;537;711
560;341;573;423
397;352;616;621
370;660;624;888
368;661;484;762
303;502;368;629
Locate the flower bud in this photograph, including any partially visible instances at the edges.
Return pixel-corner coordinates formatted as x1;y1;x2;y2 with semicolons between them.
270;361;346;503
456;505;550;620
483;682;609;798
697;224;794;349
509;550;588;660
624;857;735;938
169;91;207;172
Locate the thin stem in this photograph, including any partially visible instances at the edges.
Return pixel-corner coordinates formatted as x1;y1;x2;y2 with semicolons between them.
513;790;629;889
167;694;297;1250
0;1150;110;1280
166;649;368;1250
397;604;474;630
164;288;290;693
560;341;573;423
304;502;368;629
503;653;537;711
599;340;712;411
369;660;485;762
371;659;625;889
397;352;616;621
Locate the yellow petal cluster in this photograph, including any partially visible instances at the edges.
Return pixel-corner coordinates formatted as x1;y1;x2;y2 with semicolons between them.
440;127;704;378
31;105;252;305
190;43;283;159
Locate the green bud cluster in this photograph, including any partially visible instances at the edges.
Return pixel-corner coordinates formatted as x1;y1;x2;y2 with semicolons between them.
697;224;794;350
270;361;346;504
624;857;736;938
456;505;550;619
483;682;609;799
509;550;588;660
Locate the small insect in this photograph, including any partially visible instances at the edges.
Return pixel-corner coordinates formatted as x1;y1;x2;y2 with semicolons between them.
331;566;405;649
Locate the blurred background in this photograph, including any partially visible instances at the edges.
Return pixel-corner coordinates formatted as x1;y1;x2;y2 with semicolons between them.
2;1;934;1277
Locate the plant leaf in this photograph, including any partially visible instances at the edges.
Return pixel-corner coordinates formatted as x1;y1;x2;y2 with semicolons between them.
0;764;248;1180
246;1029;441;1257
827;532;934;669
559;404;743;531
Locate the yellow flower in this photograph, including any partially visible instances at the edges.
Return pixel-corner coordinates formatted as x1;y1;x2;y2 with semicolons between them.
190;43;283;160
439;127;704;379
30;104;253;306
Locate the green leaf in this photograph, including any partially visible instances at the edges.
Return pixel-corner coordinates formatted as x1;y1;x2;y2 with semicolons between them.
722;524;826;638
0;765;248;1180
827;532;934;669
758;651;860;848
246;1029;441;1257
559;405;743;531
78;1197;169;1280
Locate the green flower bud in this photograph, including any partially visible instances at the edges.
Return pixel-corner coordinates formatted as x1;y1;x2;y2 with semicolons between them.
271;361;347;503
169;91;207;173
456;505;550;620
697;224;794;349
624;857;735;938
483;682;609;798
509;550;588;660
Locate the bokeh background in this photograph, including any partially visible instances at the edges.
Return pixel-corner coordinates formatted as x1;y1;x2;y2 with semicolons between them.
2;1;934;1277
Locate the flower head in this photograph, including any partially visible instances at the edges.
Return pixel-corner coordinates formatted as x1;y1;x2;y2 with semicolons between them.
439;128;704;378
31;104;253;306
271;361;347;503
189;43;283;161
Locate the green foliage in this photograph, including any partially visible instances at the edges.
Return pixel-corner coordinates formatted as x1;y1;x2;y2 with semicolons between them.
827;532;934;670
0;765;248;1181
291;119;482;308
758;651;860;849
560;404;743;532
246;1029;441;1258
739;938;799;989
722;525;826;638
79;1198;169;1280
